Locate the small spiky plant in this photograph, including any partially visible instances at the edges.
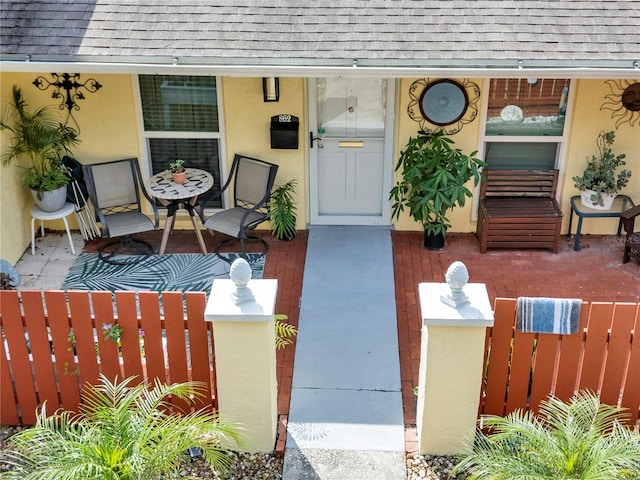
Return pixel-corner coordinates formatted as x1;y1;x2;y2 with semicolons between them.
4;375;246;480
454;391;640;480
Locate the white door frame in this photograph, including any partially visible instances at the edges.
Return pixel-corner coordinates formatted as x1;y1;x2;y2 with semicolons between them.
307;78;396;226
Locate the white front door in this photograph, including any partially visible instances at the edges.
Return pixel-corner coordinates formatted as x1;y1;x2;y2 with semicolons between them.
309;78;394;225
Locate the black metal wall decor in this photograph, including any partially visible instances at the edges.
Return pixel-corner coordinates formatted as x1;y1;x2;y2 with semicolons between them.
600;80;640;128
32;73;103;133
408;78;480;134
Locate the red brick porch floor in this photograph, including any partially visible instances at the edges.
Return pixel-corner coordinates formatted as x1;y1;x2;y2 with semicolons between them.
85;228;640;453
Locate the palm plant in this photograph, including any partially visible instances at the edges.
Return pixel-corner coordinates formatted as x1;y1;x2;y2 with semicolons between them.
3;375;246;480
1;85;79;196
269;179;297;241
454;391;640;479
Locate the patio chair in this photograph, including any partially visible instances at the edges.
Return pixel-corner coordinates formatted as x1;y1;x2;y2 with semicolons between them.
197;154;278;260
621;204;640;264
82;158;159;264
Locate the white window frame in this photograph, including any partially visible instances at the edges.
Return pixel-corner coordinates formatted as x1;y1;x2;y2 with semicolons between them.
472;78;576;220
133;74;229;212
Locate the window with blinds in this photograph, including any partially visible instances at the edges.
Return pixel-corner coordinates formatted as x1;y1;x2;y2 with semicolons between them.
138;75;222;208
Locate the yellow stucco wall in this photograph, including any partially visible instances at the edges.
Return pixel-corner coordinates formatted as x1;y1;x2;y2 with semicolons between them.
221;76;308;231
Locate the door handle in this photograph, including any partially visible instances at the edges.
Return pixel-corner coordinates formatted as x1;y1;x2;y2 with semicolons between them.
310;131;323;149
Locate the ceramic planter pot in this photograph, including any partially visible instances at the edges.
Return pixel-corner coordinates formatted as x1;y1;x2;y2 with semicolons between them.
580;190;616;210
172;171;187;184
32;185;68;212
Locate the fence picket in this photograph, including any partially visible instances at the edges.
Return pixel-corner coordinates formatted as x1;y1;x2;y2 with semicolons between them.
138;292;167;384
0;331;19;424
185;292;214;411
44;290;82;412
115;291;144;383
579;303;614;393
163;291;191;413
505;331;536;415
528;334;559;413
621;305;640;425
1;290;39;424
600;303;636;406
93;291;122;381
553;306;588;401
482;298;516;416
68;291;100;386
21;291;60;412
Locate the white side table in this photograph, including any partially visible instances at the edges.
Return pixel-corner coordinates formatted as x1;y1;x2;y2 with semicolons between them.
30;202;77;256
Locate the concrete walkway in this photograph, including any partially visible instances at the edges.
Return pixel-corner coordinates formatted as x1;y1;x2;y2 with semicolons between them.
283;227;405;479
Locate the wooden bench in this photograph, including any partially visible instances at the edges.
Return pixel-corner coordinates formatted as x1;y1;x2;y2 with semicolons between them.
477;169;563;253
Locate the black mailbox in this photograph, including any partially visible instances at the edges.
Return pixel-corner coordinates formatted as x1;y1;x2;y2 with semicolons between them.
270;114;299;149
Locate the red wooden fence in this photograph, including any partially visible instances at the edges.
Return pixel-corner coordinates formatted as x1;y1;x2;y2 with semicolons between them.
480;298;640;426
1;290;216;425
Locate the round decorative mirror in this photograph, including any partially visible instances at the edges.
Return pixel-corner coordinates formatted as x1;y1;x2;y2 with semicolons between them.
419;79;469;126
408;78;480;134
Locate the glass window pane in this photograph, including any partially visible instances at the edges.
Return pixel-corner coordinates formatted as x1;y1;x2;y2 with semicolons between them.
485;78;569;136
484;142;558;170
317;78;386;137
140;75;218;132
148;138;222;208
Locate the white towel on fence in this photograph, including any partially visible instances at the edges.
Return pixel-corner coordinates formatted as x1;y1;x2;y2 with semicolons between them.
516;297;582;334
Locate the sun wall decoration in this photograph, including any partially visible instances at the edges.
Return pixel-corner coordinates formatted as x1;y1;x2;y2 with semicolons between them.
600;80;640;128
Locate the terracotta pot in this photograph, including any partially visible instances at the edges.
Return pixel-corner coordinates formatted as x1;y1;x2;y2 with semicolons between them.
172;171;187;184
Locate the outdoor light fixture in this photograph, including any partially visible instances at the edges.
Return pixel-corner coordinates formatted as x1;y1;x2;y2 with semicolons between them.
263;77;280;102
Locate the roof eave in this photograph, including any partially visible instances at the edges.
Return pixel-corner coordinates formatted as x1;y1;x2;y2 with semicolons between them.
1;54;639;79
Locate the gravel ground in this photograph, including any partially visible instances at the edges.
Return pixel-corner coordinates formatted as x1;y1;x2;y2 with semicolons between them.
2;425;466;479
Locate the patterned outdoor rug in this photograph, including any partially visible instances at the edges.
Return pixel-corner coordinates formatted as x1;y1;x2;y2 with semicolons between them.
62;253;264;294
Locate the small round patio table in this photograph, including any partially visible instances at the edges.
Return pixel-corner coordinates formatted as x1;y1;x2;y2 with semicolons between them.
145;168;213;255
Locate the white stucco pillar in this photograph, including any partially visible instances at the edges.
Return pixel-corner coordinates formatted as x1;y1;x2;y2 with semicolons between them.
416;263;494;456
204;264;278;453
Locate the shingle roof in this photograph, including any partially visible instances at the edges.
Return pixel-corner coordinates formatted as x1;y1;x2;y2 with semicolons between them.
2;1;639;70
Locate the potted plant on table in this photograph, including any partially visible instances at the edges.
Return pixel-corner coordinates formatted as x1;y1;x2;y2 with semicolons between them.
1;85;79;211
269;179;297;241
168;158;187;184
390;130;485;249
572;130;631;210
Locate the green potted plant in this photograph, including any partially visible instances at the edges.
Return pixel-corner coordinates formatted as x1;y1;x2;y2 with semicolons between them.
168;158;186;184
269;179;297;241
1;85;79;211
573;130;631;210
390;130;485;249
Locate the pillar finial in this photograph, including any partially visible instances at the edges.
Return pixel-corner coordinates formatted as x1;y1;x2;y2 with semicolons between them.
440;261;470;308
229;258;254;305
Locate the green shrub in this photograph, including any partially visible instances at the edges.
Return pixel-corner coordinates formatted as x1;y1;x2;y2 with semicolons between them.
4;375;246;480
455;391;640;479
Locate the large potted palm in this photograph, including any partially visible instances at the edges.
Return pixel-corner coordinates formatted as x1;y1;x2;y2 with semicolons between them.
390;130;485;249
1;85;79;211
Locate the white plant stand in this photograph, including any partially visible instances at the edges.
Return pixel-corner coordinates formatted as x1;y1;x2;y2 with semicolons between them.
30;202;76;256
